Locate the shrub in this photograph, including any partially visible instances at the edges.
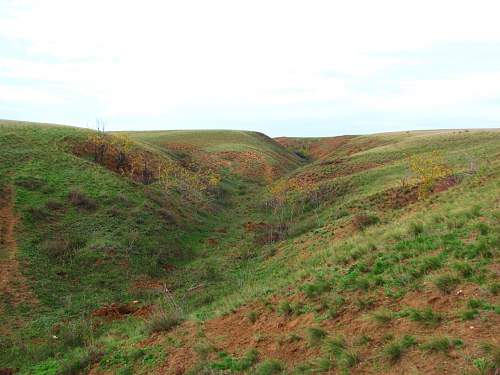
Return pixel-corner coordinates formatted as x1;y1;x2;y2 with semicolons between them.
460;309;479;321
312;357;334;372
332;209;349;220
285;333;302;343
489;283;500;296
477;222;490;235
46;199;64;210
355;297;375;311
194;342;216;361
210;348;259;371
406;307;443;326
307;327;327;346
246;311;259;324
325;336;347;356
353;213;380;230
68;190;97;210
338;350;360;369
254;359;283;375
56;319;94;348
26;206;52;222
354;335;372;346
15;175;45;190
200;261;221;282
278;301;293;316
383;335;417;363
302;278;330;298
421;337;463;354
42;234;87;260
409;222;425;236
287;217;317;238
480;343;500;369
434;274;459;293
384;342;403;363
453;262;474;278
468;299;488;309
407;151;452;199
59;346;102;375
419;255;443;274
145;308;183;334
371;308;394;325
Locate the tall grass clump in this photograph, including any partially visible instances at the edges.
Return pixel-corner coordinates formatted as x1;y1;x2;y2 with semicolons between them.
383;335;417;363
434;274;460;293
145;307;183;334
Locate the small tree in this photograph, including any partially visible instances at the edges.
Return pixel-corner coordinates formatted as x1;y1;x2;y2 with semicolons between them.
88;119;107;164
407;151;452;199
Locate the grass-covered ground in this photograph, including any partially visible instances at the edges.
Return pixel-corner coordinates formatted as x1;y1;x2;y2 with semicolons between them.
0;121;498;374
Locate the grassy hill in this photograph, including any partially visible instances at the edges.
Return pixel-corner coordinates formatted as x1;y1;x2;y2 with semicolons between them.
0;121;499;375
126;130;303;183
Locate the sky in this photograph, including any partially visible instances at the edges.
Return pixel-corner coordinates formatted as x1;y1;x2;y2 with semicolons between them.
1;0;500;137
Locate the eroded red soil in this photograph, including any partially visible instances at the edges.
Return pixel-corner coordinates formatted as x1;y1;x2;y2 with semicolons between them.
0;186;36;314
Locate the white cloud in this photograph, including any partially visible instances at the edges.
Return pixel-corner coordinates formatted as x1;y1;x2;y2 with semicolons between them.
1;0;500;133
0;84;63;104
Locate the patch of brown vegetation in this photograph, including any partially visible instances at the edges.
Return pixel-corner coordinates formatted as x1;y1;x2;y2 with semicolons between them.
162;263;176;272
433;174;459;193
131;277;164;292
71;139;171;185
0;186;36;313
161;142;224;172
215;151;281;183
68;190;97;210
91;302;153;320
244;221;288;244
207;238;219;246
370;175;460;211
244;221;270;232
291;161;381;186
372;185;420;210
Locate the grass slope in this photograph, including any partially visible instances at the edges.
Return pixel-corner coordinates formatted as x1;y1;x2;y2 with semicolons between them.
0;122;499;375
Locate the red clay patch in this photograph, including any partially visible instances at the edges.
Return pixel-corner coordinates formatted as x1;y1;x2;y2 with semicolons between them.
92;303;153;320
0;186;37;315
207;238;219;246
150;280;500;375
371;185;420;210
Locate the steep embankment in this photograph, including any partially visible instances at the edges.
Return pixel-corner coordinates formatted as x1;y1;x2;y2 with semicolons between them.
0;123;499;375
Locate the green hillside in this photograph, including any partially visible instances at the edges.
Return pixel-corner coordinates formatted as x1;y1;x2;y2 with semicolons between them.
0;122;499;375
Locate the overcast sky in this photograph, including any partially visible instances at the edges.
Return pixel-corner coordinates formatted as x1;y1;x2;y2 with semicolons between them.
1;0;500;136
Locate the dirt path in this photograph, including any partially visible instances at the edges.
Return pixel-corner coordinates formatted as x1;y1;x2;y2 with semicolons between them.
0;186;35;311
